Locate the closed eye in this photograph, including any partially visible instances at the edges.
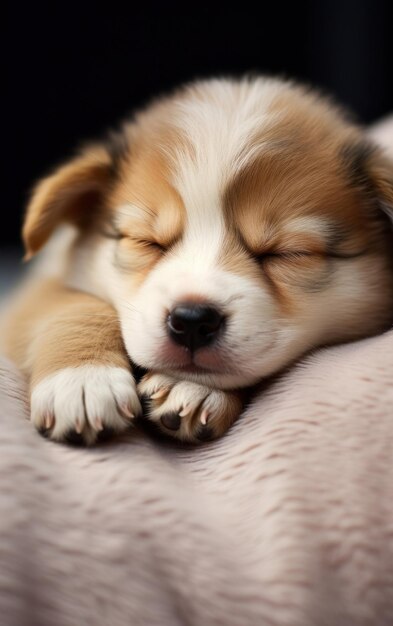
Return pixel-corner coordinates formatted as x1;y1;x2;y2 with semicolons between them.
257;249;366;261
100;226;167;252
137;239;167;252
256;250;316;261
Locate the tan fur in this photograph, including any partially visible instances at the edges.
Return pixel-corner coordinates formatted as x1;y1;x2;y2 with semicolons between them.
110;147;186;286
23;145;113;257
2;280;129;389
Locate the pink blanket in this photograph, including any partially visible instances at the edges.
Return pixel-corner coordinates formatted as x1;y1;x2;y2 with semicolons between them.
1;327;393;625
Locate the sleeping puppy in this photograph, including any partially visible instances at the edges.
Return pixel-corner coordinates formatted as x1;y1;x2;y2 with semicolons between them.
2;76;393;445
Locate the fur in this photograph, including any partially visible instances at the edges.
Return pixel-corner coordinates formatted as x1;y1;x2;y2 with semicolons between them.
2;76;393;444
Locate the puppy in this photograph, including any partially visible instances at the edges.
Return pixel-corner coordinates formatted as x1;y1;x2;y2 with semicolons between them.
2;76;393;445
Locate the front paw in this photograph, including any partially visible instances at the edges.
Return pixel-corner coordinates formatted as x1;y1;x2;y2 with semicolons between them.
31;365;142;445
138;373;243;443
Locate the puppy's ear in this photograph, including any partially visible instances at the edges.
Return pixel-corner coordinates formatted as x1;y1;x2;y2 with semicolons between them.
370;154;393;226
342;140;393;227
23;142;119;259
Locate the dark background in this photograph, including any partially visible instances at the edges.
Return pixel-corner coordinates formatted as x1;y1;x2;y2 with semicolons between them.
3;0;393;247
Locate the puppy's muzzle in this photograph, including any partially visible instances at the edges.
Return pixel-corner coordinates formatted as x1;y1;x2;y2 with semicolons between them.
167;303;225;352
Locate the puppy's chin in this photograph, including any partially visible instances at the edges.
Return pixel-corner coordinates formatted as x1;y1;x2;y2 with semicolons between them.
152;366;258;390
129;352;242;390
126;339;278;390
166;365;251;389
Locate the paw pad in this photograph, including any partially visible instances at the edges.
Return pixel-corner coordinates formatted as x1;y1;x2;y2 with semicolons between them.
160;412;181;431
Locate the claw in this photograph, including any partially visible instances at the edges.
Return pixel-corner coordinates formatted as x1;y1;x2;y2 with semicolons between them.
94;416;104;432
75;417;83;434
200;409;209;426
120;404;135;419
45;413;54;430
150;388;168;400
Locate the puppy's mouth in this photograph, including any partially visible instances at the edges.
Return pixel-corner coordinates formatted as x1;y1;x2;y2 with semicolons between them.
158;343;232;376
173;362;216;374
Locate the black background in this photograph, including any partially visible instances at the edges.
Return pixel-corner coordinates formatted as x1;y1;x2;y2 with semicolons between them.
3;1;393;247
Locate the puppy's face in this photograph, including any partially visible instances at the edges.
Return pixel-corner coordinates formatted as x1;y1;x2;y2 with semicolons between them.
23;78;393;389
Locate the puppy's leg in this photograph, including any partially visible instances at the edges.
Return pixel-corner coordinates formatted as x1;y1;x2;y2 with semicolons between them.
138;373;244;443
2;280;141;444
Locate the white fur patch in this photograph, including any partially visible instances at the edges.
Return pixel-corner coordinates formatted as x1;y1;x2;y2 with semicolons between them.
168;78;288;201
31;366;141;444
166;78;288;262
120;252;287;388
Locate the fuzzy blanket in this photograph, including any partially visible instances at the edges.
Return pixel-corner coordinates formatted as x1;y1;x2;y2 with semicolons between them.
1;327;393;626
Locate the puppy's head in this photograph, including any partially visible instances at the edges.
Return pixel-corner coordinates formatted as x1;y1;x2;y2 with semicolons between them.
23;77;393;389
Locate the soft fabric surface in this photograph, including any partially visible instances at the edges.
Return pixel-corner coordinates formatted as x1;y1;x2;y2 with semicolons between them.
1;328;393;626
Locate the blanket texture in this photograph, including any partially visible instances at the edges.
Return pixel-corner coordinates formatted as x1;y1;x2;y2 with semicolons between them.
1;328;393;626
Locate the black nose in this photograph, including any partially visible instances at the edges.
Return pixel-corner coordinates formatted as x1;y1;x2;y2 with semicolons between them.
167;303;225;351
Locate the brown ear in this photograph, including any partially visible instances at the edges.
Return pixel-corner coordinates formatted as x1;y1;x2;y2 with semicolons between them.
369;152;393;226
342;140;393;228
22;143;114;259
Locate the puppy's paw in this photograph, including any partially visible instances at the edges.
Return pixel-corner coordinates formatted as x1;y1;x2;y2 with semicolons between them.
138;373;243;443
31;365;142;445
